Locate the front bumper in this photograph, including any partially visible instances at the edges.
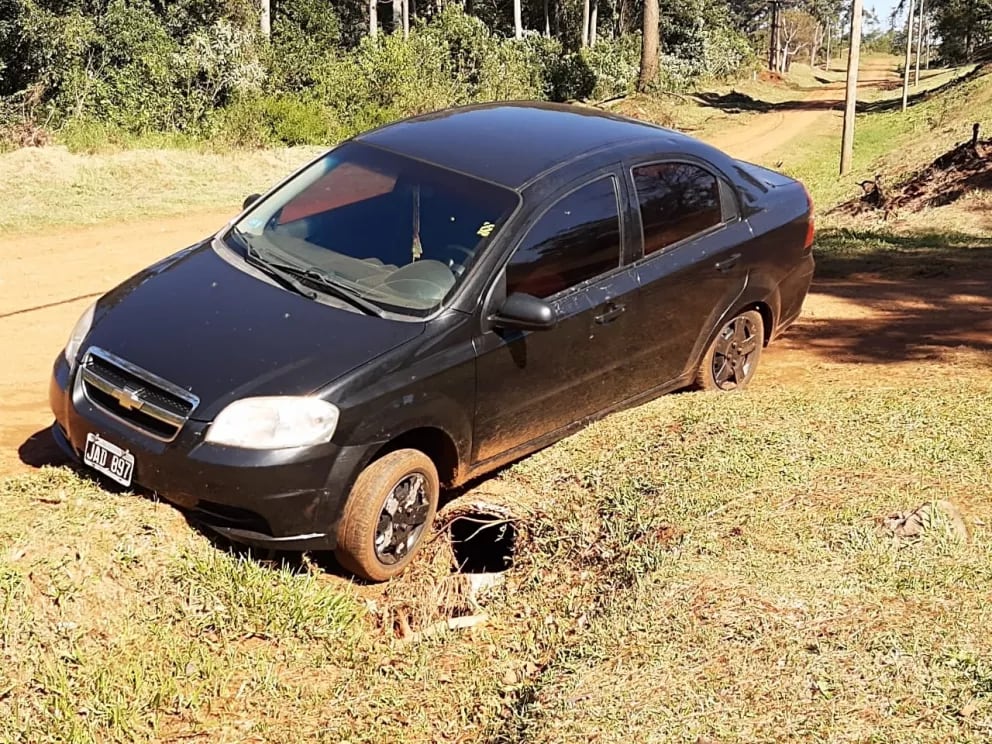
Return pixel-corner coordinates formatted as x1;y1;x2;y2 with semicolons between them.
49;355;374;551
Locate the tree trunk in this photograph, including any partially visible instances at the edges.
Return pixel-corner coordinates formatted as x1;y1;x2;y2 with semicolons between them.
260;0;270;36
581;0;590;46
369;0;377;37
810;24;822;67
392;0;402;32
403;0;410;38
637;0;659;92
514;0;523;39
589;0;599;46
543;0;550;36
823;23;834;72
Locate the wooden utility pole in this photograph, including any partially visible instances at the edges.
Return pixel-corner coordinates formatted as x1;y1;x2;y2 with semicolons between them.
260;0;270;36
768;1;780;70
914;0;925;85
901;0;915;110
840;0;864;175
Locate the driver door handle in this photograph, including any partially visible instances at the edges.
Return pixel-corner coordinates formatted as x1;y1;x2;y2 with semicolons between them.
595;302;626;324
715;253;741;272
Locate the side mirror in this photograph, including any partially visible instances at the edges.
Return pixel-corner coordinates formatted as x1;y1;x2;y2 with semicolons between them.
491;292;556;331
242;193;262;210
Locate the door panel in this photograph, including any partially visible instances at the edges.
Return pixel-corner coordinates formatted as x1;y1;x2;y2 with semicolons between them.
624;160;752;391
627;223;751;390
473;268;640;464
472;172;641;465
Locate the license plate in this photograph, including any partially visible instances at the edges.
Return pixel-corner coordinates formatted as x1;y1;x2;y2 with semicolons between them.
83;432;135;487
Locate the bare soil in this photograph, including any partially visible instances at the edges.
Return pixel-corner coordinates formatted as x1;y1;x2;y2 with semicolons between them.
0;210;232;474
831;136;992;217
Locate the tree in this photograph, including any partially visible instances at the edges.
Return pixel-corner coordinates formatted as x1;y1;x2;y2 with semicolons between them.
777;9;818;70
260;0;270;36
514;0;523;38
638;0;659;92
581;0;590;45
369;0;378;37
589;0;599;45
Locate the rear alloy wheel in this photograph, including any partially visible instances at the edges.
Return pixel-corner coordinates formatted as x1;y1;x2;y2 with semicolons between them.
334;449;439;582
694;309;764;392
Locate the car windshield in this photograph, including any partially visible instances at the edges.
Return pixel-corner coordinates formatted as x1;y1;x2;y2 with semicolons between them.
228;142;519;317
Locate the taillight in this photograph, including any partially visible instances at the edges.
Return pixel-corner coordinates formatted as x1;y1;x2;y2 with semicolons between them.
802;185;815;252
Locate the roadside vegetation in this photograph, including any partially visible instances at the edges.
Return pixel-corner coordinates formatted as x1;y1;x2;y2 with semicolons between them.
0;0;758;152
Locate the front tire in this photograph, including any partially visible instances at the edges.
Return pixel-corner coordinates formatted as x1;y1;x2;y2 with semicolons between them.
334;449;439;582
694;309;764;391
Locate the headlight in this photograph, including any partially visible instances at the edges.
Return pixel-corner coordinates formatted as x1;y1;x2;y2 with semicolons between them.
64;302;96;368
205;397;340;449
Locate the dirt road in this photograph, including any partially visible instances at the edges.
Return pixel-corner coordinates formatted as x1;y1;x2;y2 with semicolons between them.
706;57;900;163
0;212;232;474
1;60;984;477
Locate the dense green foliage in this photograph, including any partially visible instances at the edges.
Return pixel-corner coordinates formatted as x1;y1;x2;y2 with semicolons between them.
0;0;761;148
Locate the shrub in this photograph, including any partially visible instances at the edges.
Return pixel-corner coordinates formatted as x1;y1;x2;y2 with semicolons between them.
582;34;641;99
213;94;341;147
520;35;595;101
270;0;342;91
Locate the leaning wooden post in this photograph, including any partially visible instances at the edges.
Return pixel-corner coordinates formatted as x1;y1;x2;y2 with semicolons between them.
840;0;864;175
901;0;915;111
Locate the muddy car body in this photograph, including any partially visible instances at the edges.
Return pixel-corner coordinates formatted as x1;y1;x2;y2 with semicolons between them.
49;102;815;580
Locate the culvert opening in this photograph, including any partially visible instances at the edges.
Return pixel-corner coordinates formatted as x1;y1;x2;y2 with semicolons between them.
449;513;517;574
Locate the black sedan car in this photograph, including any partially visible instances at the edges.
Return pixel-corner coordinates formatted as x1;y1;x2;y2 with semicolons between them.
50;102;814;580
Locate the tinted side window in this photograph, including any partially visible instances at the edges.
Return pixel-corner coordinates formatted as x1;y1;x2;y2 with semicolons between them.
633;162;723;255
506;177;621;299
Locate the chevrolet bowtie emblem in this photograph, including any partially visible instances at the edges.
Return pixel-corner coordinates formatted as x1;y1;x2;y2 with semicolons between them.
113;386;144;411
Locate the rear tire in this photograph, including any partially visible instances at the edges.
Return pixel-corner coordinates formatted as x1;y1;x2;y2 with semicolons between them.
694;309;764;392
334;449;439;582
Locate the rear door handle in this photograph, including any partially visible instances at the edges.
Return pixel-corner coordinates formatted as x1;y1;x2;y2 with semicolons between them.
715;253;742;272
595;302;626;324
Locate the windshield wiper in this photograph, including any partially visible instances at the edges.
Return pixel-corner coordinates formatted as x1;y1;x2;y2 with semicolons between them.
292;266;387;319
237;233;386;318
240;239;319;302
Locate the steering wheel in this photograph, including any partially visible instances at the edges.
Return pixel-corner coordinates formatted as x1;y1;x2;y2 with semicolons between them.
445;244;474;277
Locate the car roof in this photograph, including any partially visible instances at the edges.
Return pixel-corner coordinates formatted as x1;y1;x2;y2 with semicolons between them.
355;101;699;189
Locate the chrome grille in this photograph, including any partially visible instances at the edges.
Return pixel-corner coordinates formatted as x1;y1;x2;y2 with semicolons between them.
78;347;199;441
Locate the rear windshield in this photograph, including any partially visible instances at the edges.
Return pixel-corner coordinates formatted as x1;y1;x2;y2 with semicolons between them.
229;141;519;317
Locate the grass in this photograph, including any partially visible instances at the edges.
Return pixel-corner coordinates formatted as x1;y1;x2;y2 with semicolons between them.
2;352;992;741
0;145;322;235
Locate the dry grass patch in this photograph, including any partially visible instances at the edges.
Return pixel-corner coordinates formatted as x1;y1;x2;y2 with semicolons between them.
0;145;322;234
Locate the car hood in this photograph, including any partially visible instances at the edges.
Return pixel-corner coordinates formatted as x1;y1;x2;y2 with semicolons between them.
84;241;425;421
